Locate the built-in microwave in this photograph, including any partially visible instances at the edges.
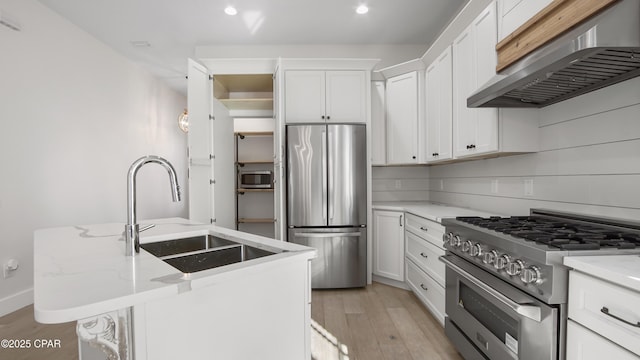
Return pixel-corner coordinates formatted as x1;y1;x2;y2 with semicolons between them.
239;170;273;189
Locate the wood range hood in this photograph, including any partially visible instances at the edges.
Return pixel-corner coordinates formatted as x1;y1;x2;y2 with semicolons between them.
468;0;640;108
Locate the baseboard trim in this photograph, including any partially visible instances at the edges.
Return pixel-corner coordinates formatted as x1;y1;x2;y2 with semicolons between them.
372;275;410;290
0;288;34;317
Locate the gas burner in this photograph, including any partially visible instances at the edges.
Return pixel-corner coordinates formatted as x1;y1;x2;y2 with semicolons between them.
456;215;640;250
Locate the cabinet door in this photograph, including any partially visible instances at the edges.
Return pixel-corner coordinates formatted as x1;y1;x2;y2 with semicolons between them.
284;71;325;123
426;46;453;163
326;71;366;123
472;2;499;155
371;81;386;165
452;27;476;158
567;320;640;360
373;210;405;281
188;59;215;224
386;72;418;164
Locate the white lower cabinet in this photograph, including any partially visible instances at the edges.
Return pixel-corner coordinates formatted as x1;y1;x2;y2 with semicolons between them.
567;270;640;359
567;320;639;360
404;213;446;325
372;210;405;282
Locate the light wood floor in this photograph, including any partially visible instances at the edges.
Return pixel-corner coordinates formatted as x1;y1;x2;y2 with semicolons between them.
0;282;461;360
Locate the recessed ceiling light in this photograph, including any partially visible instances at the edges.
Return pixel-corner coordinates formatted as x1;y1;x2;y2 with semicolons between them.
225;6;238;15
356;4;369;15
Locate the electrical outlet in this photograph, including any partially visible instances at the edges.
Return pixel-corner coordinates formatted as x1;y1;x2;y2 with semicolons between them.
394;180;402;189
524;179;534;197
491;179;499;194
439;179;444;191
3;259;19;278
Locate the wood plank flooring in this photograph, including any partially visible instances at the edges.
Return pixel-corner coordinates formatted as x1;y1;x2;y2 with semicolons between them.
0;282;462;360
311;282;462;360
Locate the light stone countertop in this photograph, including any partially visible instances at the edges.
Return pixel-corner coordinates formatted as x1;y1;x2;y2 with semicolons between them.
34;217;315;324
563;255;640;293
372;201;503;223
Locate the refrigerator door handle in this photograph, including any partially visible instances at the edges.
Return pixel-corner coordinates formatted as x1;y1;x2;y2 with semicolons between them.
327;126;334;222
321;129;328;223
295;232;361;238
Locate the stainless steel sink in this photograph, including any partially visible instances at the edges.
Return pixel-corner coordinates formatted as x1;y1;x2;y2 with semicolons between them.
140;235;280;273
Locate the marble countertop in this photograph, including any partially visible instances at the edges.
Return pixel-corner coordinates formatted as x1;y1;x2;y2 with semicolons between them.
564;255;640;293
372;201;502;223
34;218;315;324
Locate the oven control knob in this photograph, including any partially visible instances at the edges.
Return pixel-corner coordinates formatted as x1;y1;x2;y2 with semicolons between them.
442;232;453;246
520;266;542;285
461;241;473;253
469;243;483;257
506;259;525;276
450;235;462;247
483;250;498;265
494;254;511;270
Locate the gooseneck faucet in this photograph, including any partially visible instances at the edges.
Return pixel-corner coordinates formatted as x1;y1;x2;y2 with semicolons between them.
125;155;181;256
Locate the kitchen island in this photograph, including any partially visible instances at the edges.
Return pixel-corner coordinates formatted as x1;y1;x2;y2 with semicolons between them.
34;218;316;360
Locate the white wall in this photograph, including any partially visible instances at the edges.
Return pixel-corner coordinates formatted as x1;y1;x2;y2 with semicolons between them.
372;166;430;202
196;44;426;72
429;76;640;221
0;0;187;316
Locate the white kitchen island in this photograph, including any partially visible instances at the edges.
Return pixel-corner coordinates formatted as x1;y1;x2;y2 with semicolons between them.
34;218;316;360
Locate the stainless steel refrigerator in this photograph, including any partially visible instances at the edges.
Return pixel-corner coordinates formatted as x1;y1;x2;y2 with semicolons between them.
286;124;367;289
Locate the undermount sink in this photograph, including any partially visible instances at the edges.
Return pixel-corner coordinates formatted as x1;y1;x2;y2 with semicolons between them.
140;235;280;273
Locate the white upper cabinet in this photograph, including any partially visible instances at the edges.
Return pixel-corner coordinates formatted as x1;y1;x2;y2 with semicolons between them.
452;1;538;159
425;46;453;163
371;81;386;165
498;0;554;42
386;71;419;165
284;70;366;124
453;3;499;158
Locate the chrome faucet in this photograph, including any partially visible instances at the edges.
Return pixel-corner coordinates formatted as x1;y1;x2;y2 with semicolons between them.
125;155;181;256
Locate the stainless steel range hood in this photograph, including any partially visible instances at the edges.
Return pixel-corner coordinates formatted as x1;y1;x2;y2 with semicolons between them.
468;0;640;108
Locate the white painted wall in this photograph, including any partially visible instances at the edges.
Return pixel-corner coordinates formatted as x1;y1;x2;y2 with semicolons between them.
429;76;640;221
372;166;430;202
0;0;187;316
196;44;426;72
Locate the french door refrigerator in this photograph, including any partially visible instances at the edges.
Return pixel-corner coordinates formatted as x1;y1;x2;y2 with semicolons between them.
287;124;367;289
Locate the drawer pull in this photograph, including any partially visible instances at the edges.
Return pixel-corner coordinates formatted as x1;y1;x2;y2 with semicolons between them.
420;252;428;259
419;226;428;232
601;307;640;328
420;284;428;291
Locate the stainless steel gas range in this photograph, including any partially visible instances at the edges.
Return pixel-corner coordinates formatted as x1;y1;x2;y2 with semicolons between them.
440;209;640;360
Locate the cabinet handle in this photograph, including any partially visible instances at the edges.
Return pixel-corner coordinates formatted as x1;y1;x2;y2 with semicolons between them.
601;307;640;328
420;284;428;291
412;155;416;159
327;116;330;120
470;144;476;149
420;252;428;258
466;145;470;149
419;226;428;232
399;214;403;227
321;115;325;119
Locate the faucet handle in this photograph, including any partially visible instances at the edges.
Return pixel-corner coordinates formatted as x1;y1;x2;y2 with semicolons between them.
139;224;156;232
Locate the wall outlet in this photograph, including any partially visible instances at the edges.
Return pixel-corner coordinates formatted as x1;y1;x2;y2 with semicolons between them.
491;179;499;194
524;179;534;197
395;180;402;189
3;259;19;279
439;179;444;191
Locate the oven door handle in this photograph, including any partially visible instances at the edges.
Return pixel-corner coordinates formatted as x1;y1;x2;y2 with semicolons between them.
441;256;542;322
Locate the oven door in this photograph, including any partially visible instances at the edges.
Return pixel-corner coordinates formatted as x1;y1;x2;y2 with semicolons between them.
441;255;559;360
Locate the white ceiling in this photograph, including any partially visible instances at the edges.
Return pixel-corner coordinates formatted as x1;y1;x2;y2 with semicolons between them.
37;0;467;94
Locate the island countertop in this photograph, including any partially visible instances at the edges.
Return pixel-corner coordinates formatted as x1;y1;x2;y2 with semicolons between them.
34;218;315;324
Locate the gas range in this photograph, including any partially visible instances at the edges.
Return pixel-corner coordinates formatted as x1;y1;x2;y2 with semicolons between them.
441;209;640;304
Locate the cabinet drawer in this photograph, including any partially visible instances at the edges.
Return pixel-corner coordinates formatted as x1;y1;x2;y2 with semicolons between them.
405;213;445;249
405;231;445;287
567;320;640;360
406;259;445;326
569;271;640;356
